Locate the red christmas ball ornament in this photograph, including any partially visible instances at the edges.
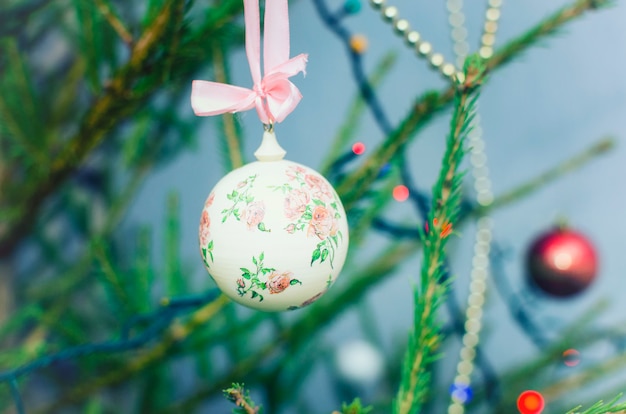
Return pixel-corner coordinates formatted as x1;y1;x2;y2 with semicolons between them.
526;227;598;298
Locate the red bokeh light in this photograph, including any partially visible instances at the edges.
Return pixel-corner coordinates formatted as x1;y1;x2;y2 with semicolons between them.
517;390;545;414
393;185;409;202
352;142;366;155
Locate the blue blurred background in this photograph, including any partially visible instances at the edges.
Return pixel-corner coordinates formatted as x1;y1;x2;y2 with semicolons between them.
123;0;626;411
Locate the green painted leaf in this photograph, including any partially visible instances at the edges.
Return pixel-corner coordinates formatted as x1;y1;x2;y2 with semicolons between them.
251;291;258;299
311;249;321;265
259;252;264;261
321;249;329;262
252;256;258;265
261;282;267;289
258;294;264;302
302;212;312;220
258;222;270;232
246;195;254;203
207;240;214;249
313;199;325;206
290;279;302;285
240;268;252;279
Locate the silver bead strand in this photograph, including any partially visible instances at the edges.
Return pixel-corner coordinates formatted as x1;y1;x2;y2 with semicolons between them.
446;0;469;70
447;1;502;412
448;119;494;414
480;0;503;59
368;0;458;82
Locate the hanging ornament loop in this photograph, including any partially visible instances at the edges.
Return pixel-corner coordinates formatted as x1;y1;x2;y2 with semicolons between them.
190;0;308;124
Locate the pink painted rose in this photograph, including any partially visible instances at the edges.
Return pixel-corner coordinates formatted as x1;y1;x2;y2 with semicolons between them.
237;278;245;288
241;201;265;230
199;210;211;246
236;180;248;189
304;174;333;201
268;271;292;294
204;191;215;208
307;205;337;240
284;189;310;220
285;223;296;234
286;165;307;181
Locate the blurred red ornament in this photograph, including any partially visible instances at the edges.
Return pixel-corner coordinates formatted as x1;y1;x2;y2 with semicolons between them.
525;227;598;298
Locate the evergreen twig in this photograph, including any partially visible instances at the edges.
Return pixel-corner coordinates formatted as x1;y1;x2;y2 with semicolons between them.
478;137;615;214
394;56;486;414
566;394;626;414
335;0;613;211
93;0;134;45
212;40;245;170
333;398;374;414
223;383;261;414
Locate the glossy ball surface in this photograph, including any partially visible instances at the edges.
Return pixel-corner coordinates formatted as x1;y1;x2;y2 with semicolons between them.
199;156;349;312
526;228;598;298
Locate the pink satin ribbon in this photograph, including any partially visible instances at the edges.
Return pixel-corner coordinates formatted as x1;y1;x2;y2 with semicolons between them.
191;0;308;124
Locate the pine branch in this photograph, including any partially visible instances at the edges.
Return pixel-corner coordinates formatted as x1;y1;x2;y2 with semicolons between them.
33;295;229;413
333;398;374;414
0;0;244;257
479;137;615;214
223;383;261;414
335;0;612;212
394;56;486;414
160;241;418;413
212;40;245;171
567;395;626;414
320;51;398;176
93;0;134;46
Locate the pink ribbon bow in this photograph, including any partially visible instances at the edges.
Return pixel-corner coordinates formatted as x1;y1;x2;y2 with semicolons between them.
191;0;308;124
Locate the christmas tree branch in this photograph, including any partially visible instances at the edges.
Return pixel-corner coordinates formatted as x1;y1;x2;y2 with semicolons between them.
223;383;261;414
320;51;398;176
395;57;486;414
332;398;374;414
335;0;612;211
479;137;615;214
34;294;229;413
93;0;133;46
567;394;626;414
0;0;244;257
213;40;245;171
542;353;626;402
160;241;418;412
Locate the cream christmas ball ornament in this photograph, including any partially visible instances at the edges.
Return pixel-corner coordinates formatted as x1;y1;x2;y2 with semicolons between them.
190;0;348;311
198;130;349;311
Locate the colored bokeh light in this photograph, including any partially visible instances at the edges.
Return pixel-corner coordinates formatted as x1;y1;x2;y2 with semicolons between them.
449;383;473;403
343;0;362;14
562;348;581;367
349;34;368;54
517;390;545;414
378;163;391;178
393;185;409;202
352;142;366;155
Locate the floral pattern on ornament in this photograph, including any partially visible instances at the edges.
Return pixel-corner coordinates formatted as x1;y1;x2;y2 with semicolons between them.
271;165;344;268
199;191;215;268
287;275;335;311
221;174;270;232
236;252;302;303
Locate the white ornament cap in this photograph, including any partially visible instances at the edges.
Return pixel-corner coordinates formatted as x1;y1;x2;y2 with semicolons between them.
254;130;286;162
